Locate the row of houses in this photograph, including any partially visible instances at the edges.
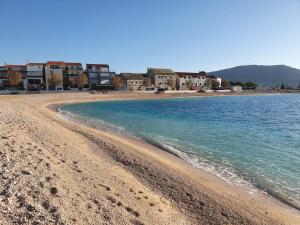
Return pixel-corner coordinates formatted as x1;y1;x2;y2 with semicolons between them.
0;62;115;91
0;61;222;91
122;69;221;91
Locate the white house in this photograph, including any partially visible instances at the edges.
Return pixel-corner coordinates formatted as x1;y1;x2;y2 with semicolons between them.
176;71;208;91
147;68;176;90
45;61;64;90
122;73;151;91
231;85;243;92
25;63;45;90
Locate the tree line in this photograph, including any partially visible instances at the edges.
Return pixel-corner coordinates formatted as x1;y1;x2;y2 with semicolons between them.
219;80;257;90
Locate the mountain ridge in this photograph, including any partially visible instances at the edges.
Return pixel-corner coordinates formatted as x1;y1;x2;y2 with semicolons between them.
209;65;300;87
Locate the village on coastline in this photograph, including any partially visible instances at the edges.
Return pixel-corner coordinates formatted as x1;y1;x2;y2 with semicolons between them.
0;61;257;94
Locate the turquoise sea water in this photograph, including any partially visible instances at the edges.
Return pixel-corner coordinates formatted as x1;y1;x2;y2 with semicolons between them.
60;94;300;210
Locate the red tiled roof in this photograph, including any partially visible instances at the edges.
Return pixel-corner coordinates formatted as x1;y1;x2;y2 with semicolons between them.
64;62;82;66
46;61;64;65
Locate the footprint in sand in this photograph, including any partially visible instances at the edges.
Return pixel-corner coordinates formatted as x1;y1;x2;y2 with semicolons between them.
125;207;140;217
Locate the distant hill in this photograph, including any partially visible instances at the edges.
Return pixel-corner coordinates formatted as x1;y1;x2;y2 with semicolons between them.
209;65;300;87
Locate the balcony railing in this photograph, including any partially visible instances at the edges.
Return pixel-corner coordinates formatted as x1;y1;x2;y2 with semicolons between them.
27;71;43;77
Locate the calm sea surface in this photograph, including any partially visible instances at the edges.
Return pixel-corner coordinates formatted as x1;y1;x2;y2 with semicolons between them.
60;94;300;209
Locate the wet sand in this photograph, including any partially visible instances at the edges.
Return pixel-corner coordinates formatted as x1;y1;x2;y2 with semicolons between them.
0;92;299;224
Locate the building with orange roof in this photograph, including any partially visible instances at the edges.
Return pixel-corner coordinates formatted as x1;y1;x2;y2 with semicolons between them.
45;61;85;90
63;62;84;90
0;64;26;89
45;61;64;90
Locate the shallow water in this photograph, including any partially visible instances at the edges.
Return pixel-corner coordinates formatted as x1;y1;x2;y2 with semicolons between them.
61;94;300;210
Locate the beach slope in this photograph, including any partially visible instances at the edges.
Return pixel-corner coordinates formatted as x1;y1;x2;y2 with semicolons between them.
0;92;299;225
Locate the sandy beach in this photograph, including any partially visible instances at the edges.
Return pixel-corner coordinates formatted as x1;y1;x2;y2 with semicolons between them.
0;92;299;225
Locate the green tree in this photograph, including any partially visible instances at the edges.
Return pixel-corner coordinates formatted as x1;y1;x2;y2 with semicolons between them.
280;83;285;90
244;82;257;90
212;80;220;90
221;80;230;89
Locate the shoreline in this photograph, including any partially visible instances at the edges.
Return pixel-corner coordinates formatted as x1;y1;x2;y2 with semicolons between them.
55;94;300;213
1;91;299;224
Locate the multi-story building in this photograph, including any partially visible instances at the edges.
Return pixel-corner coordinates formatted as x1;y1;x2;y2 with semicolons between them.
0;64;26;89
45;61;64;90
121;73;151;91
63;62;83;89
176;71;208;91
25;63;45;90
0;66;6;88
86;64;115;89
147;68;176;90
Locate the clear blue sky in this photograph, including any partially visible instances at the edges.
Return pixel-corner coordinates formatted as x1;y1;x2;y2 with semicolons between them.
0;0;299;72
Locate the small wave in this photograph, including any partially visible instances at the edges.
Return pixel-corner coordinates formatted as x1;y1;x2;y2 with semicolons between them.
150;136;300;210
58;106;138;139
145;135;253;187
58;107;300;211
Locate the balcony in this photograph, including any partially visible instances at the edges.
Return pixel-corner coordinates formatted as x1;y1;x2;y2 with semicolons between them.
27;71;43;77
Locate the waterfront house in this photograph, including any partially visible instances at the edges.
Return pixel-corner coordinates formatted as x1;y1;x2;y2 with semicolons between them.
0;64;27;89
207;75;222;89
176;71;207;91
147;68;176;90
86;64;115;90
63;62;84;90
121;73;151;91
231;85;243;92
45;61;64;90
25;63;45;90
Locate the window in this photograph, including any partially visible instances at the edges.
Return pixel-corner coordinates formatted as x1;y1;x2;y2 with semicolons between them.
50;65;60;69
